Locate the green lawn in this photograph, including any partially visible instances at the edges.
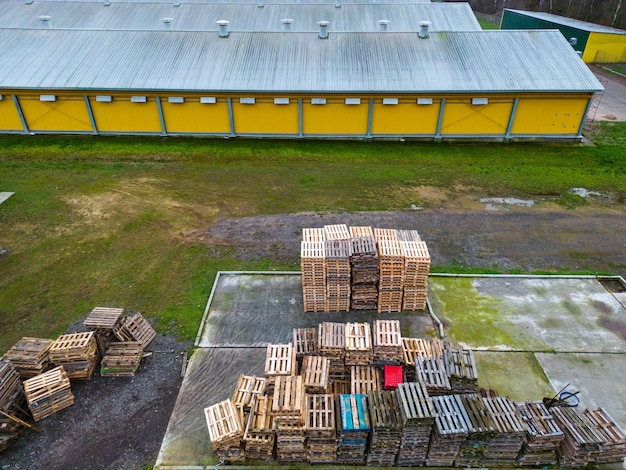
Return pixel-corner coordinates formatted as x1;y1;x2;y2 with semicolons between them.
1;123;625;353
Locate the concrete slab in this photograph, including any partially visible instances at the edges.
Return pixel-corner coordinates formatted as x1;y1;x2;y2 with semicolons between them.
0;192;14;204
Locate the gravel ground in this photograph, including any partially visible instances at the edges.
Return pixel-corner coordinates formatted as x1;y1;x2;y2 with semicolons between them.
1;205;625;470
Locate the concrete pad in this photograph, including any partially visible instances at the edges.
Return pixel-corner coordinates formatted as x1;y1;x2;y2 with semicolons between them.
0;192;14;204
429;276;626;352
536;352;626;431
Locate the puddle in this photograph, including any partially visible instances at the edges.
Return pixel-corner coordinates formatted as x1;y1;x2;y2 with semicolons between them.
480;197;535;211
569;187;601;198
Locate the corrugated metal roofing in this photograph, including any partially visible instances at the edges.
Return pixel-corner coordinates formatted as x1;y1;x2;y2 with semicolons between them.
0;2;480;31
0;29;603;93
506;9;626;35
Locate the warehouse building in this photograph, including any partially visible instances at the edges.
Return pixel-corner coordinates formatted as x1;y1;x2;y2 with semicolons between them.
0;2;603;141
501;9;626;64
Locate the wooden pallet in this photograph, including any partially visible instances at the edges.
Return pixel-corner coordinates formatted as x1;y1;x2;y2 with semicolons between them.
415;357;451;395
305;394;335;437
231;374;267;411
302;227;326;242
444;347;479;393
350;365;381;395
551;406;606;466
113;313;156;348
204;399;245;462
23;366;74;421
49;332;98;380
100;341;143;377
318;322;345;356
349;226;373;237
373;319;403;364
427;394;472;467
367;390;403;466
344;322;373;366
396;382;436;465
323;224;351;241
4;337;53;379
243;395;275;460
264;343;296;377
397;229;422;242
402;337;444;366
0;358;23;413
516;400;563;466
272;375;305;427
83;306;125;330
336;394;370;465
377;289;403;313
292;328;317;359
302;355;330;394
373;228;398;243
583;407;626;464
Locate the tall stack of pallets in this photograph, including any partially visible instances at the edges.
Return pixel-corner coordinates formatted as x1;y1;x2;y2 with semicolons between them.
427;394;471;466
401;236;431;311
264;343;296;392
551;406;606;466
0;358;29;452
301;228;327;313
480;395;527;465
583;408;626;464
349;227;378;310
344;322;373;366
204;399;245;463
516;400;564;466
23;365;74;421
292;327;316;371
401;337;445;382
4;337;53;379
396;382;436;466
231;374;267;424
302;356;331;394
243;394;275;460
305;393;337;464
324;225;351;312
350;365;382;395
272;375;306;462
456;394;496;467
49;332;98;380
336;393;370;465
367;390;403;466
317;322;346;380
444;346;479;393
374;229;405;313
372;320;403;365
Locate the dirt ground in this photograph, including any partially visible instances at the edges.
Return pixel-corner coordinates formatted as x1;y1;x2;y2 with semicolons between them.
1;197;625;469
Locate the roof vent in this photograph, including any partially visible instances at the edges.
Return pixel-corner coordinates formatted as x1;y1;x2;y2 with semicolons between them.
217;20;229;38
569;37;577;46
173;0;181;6
317;20;329;39
281;18;293;31
257;0;265;7
378;20;390;31
418;20;431;38
161;17;173;29
334;0;341;8
38;15;51;28
103;0;111;6
25;0;34;4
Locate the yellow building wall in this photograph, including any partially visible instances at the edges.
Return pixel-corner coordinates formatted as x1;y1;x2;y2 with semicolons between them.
583;32;626;63
371;99;440;134
18;95;92;132
303;99;368;135
511;97;588;135
0;97;24;131
89;97;161;133
232;98;298;134
161;98;230;134
441;99;513;135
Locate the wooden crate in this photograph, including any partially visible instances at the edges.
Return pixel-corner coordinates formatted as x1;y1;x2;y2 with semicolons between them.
23;366;74;421
302;355;330;394
373;319;403;364
232;374;267;411
204;399;245;462
83;306;124;330
4;337;53;379
323;224;351;241
367;390;403;466
344;322;372;366
113;313;156;348
350;365;381;395
100;341;143;377
265;343;295;377
49;332;98;381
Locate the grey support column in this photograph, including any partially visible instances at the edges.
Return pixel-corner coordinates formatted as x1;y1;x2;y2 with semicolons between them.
504;98;519;142
435;98;445;141
156;97;167;136
366;98;374;138
12;95;29;135
84;96;98;135
577;97;593;139
227;97;235;137
298;98;303;138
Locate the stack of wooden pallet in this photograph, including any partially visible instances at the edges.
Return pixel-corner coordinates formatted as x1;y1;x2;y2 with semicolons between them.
317;322;346;379
264;343;296;384
444;346;478;393
367;390;402;466
401;239;431;311
301;228;327;312
583;407;626;464
350;366;381;395
23;365;74;421
305;394;337;464
232;374;267;415
375;230;404;313
349;227;378;310
344;322;373;366
415;357;451;396
83;306;125;357
243;394;275;460
272;375;306;462
4;337;53;379
292;327;316;370
49;332;98;380
113;312;157;349
456;394;496;467
516;400;564;466
336;394;370;465
372;320;403;365
0;358;30;452
551;406;606;466
204;399;245;463
396;382;436;466
100;341;143;377
324;227;351;312
427;394;471;466
481;396;527;465
401;337;445;382
302;356;330;394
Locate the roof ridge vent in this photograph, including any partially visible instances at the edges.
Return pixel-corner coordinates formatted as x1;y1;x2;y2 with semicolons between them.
173;0;181;6
334;0;341;8
317;20;329;39
257;0;264;7
217;20;229;38
38;15;51;28
378;19;390;31
161;17;173;29
281;18;293;31
419;20;431;38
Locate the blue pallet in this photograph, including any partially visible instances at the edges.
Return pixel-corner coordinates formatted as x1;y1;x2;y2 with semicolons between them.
339;394;370;432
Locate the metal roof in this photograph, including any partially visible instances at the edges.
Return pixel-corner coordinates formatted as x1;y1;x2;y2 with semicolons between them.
0;29;603;93
0;1;480;31
505;9;626;35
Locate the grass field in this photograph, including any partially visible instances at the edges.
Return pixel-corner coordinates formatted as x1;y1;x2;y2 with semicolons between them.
1;123;625;353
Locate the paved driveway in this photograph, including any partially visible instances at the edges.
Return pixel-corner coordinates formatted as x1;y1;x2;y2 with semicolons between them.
589;65;626;122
